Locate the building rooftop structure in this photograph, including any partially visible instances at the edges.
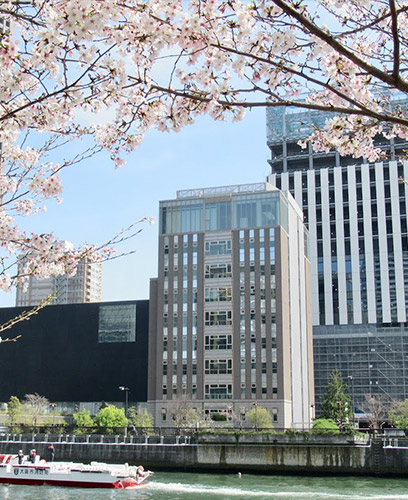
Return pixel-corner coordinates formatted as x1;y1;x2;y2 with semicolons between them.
176;182;278;199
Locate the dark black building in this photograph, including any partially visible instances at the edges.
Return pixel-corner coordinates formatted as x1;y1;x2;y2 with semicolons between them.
0;300;149;404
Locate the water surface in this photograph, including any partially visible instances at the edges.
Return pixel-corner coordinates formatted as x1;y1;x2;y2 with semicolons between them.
1;471;407;500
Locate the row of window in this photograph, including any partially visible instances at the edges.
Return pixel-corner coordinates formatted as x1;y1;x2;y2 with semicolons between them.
163;261;276;283
162;380;279;399
160;405;279;422
160;194;283;234
278;162;406;191
163;308;277;330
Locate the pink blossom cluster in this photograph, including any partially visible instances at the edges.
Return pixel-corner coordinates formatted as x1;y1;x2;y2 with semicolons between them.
0;0;408;290
29;174;63;198
1;0;407;161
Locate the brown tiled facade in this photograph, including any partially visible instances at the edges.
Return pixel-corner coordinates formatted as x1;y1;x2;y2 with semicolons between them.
148;183;314;429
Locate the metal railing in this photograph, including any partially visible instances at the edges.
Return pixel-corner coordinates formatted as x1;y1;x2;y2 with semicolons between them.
0;431;192;446
1;425;406;442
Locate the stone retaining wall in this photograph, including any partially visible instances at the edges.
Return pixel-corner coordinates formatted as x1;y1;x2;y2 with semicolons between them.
1;436;408;476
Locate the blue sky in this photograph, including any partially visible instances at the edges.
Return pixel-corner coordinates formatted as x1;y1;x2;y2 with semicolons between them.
0;107;270;307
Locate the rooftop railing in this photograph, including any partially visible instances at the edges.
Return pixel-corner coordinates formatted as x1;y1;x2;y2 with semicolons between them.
177;183;275;199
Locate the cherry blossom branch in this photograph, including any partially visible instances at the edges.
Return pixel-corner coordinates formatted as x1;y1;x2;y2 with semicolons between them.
0;293;54;340
0;44;116;124
333;5;408;38
2;0;408;297
272;0;408;92
0;7;44;27
131;77;408;129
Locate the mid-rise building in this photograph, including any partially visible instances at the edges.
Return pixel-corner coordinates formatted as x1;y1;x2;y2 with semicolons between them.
266;105;408;411
16;254;103;307
0;300;149;405
148;182;314;429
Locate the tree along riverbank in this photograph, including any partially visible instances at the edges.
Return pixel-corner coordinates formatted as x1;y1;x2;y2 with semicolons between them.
1;432;408;477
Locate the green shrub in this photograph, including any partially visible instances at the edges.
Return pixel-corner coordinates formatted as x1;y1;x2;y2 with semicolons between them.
311;418;340;434
95;406;128;434
73;409;95;435
211;413;227;421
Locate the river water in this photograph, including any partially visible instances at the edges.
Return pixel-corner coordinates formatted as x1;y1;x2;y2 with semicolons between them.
1;472;407;500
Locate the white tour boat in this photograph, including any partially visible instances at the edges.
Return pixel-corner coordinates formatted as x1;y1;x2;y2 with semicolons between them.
0;453;153;488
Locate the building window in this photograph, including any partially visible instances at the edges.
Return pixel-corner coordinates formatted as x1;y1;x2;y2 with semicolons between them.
98;304;136;343
233;194;280;229
235;201;257;228
160;200;203;234
205;334;233;350
205;359;232;375
204;201;232;230
205;240;232;256
205;384;232;400
205;263;232;279
205;310;232;326
205;287;232;302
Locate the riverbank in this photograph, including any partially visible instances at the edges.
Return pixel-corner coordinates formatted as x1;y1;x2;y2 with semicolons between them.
1;433;408;477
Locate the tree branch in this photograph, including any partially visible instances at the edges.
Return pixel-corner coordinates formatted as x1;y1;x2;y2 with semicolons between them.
0;294;54;340
389;0;401;80
271;0;408;92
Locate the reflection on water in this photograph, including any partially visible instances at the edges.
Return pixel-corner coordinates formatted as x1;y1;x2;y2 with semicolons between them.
1;472;408;500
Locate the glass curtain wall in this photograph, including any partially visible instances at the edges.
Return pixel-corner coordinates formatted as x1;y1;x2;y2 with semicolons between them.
161;192;286;235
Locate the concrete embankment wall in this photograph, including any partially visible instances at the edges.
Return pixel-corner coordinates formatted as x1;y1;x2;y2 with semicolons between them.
2;436;408;476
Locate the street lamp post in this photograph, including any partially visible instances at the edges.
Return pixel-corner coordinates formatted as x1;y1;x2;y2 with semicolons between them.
50;403;56;429
119;386;130;437
118;386;130;417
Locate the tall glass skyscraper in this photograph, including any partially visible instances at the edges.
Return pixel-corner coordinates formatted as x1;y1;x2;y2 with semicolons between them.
148;183;314;429
266;105;408;412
